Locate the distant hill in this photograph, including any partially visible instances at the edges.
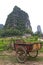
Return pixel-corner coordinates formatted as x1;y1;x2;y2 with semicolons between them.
0;24;4;29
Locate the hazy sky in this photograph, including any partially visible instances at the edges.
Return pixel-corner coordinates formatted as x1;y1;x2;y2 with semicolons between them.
0;0;43;32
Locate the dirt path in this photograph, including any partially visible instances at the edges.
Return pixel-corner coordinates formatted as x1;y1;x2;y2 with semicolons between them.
0;60;43;65
0;51;43;65
1;51;43;57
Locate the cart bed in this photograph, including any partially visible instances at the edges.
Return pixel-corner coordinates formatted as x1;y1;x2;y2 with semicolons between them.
15;39;42;51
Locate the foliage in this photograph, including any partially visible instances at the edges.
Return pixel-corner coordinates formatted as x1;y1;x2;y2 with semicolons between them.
25;29;33;34
0;28;25;37
22;36;39;43
0;36;42;51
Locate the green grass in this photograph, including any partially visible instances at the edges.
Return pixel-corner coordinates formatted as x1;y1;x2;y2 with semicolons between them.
27;56;43;61
39;46;43;52
0;36;43;51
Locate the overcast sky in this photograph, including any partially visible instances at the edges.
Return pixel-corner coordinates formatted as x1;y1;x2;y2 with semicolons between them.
0;0;43;32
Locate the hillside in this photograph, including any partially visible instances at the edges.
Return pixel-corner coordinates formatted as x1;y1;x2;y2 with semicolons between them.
5;6;32;31
0;24;4;29
0;6;32;37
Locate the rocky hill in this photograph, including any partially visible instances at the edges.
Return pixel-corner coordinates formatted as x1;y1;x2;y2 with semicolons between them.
5;6;32;31
0;24;4;29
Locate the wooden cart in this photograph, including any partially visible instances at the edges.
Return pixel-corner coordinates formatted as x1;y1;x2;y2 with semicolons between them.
14;39;42;63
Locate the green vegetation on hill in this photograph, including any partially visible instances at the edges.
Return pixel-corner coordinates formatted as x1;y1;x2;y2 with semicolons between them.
0;6;32;37
5;6;32;30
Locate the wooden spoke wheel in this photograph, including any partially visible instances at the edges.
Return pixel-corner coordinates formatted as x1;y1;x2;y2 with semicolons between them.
16;46;27;63
29;50;38;58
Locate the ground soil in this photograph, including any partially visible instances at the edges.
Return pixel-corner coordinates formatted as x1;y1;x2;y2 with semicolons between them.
0;51;43;65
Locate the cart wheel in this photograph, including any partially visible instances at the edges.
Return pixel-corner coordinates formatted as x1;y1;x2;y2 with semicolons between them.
29;50;38;58
16;46;27;63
